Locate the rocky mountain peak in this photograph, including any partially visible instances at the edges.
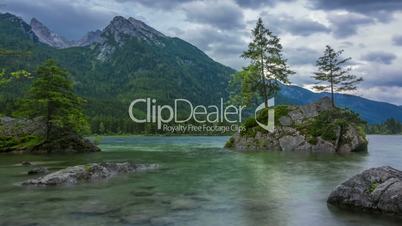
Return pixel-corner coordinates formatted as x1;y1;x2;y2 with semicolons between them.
76;29;102;47
95;16;166;61
30;18;71;48
0;12;37;42
103;16;165;43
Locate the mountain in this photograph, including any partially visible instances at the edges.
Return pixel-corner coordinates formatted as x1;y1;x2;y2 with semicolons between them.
0;12;235;133
30;18;72;48
76;30;102;47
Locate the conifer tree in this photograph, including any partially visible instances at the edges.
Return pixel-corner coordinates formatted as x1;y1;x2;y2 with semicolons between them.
241;18;293;107
313;45;363;107
19;60;89;140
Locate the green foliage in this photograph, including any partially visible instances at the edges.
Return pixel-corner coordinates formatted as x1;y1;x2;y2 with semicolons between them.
369;181;379;193
274;105;290;124
240;105;289;137
225;137;235;148
0;135;43;151
297;109;366;144
366;118;402;134
17;60;90;138
313;45;363;106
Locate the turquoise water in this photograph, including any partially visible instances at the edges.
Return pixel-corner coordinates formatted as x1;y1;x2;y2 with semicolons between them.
0;135;401;226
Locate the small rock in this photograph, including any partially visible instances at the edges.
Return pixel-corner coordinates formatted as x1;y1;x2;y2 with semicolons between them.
171;199;199;211
28;167;49;175
131;191;154;197
150;216;175;226
21;161;32;166
279;116;292;126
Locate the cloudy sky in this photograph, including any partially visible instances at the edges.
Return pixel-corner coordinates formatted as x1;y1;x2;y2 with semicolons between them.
1;0;402;105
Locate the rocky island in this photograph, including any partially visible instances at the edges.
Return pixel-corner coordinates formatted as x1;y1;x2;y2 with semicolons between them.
0;117;99;153
225;97;368;153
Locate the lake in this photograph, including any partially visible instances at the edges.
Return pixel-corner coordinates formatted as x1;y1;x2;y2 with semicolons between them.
0;135;401;226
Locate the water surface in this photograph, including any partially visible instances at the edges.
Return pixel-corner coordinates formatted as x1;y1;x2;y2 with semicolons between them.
0;135;401;226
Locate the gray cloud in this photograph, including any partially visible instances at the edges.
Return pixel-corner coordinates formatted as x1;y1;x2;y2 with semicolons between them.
361;51;397;65
285;47;320;65
261;13;329;36
310;0;402;22
116;0;194;9
234;0;295;8
327;12;374;38
392;35;402;46
1;0;114;39
182;1;245;30
179;25;247;69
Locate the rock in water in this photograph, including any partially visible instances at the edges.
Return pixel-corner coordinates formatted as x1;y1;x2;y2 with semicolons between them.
225;97;368;153
28;167;49;175
328;166;402;216
22;162;159;186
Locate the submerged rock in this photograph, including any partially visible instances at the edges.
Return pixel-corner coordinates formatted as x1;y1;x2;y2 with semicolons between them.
328;166;402;216
27;167;49;175
225;97;368;153
22;162;159;186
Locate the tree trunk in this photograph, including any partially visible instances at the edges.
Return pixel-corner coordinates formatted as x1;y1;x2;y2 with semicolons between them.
330;71;335;107
46;101;51;141
260;48;268;108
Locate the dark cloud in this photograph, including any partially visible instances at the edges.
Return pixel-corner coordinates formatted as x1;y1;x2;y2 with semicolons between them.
361;51;397;65
310;0;402;21
234;0;295;8
285;47;320;65
183;1;245;30
116;0;194;9
327;12;374;38
1;0;114;40
261;13;329;36
392;35;402;46
180;25;247;69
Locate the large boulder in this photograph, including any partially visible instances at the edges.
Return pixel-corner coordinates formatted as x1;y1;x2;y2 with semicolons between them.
327;166;402;216
22;162;159;186
225;97;368;153
0;117;100;153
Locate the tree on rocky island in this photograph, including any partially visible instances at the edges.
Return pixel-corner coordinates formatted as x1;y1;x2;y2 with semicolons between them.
18;60;89;140
239;18;294;108
313;45;363;107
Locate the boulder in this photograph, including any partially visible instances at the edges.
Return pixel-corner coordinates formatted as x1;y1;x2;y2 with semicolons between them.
225;97;368;153
327;166;402;216
22;162;159;186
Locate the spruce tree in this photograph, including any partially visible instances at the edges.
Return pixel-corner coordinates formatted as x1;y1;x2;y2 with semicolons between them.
19;60;89;140
313;45;363;107
241;18;293;107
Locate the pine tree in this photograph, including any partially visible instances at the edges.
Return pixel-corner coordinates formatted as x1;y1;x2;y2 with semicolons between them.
99;122;105;134
18;60;89;140
241;18;293;108
313;45;363;107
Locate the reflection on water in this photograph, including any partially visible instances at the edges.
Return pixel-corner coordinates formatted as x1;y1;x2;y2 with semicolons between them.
0;135;401;226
